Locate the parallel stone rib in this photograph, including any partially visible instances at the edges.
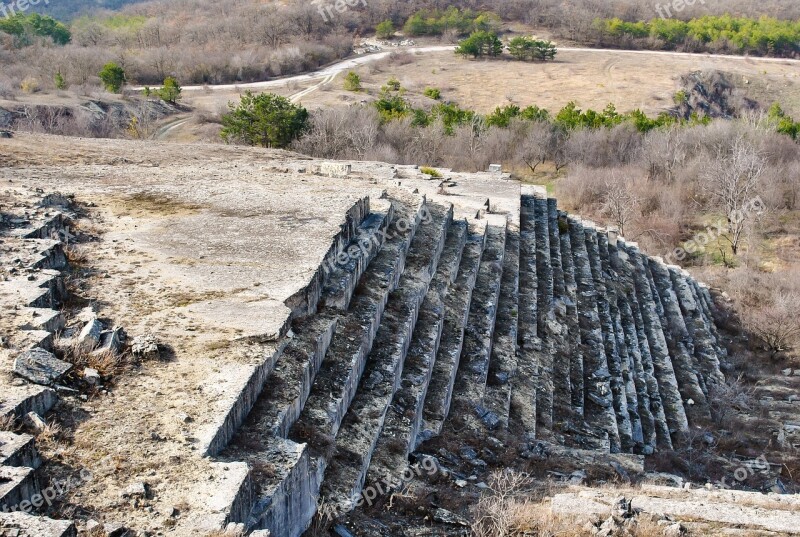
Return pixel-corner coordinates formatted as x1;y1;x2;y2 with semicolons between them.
532;195;555;431
623;243;689;440
548;200;572;424
448;217;508;430
366;219;468;484
319;203;452;511
483;224;520;430
291;193;426;444
590;230;633;451
420;219;488;441
512;196;538;439
648;259;711;424
609;240;668;450
568;217;619;452
557;211;584;421
670;268;725;390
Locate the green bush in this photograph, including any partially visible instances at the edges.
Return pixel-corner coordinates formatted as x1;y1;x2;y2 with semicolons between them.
221;91;309;148
508;36;557;61
376;20;395;39
54;72;67;90
344;71;362;92
455;31;503;58
423;87;441;100
404;7;500;37
99;62;126;93
420;167;442;178
0;13;71;46
593;15;800;57
157;77;182;104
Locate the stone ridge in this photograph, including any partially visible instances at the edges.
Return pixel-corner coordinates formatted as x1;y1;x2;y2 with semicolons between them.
210;183;727;537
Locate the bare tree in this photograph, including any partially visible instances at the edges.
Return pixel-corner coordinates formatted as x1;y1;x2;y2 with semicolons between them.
703;134;766;255
514;121;551;174
603;177;640;238
642;128;686;182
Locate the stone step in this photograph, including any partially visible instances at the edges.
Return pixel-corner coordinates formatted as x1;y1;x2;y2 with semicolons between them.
0;432;39;469
199;342;287;457
419;219;489;443
0;384;57;421
547;200;573;427
668;266;726;393
284;196;371;319
318;203;453;512
242;438;318;537
482;224;520;431
531;194;555;432
224;317;338;449
0;466;39;513
447;216;508;431
0;270;66;310
567;217;619;453
322;199;395;311
0;512;76;537
290;192;426;445
365;219;468;485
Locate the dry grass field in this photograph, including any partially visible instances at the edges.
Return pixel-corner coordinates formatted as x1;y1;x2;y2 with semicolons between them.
303;49;800;116
170;47;800;144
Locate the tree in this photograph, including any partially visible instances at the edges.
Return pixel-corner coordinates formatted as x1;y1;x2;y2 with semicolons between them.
343;71;362;92
514;121;553;174
508;37;557;61
702;134;766;255
99;62;126;93
156;77;182;104
54;72;67;90
221;92;309;148
602;177;639;238
455;31;503;59
376;20;395;40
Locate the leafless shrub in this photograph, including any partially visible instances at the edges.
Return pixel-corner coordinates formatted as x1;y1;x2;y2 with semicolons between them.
471;470;535;537
708;374;756;427
742;292;800;358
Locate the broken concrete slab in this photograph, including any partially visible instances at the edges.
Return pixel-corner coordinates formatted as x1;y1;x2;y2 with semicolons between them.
0;466;39;512
0;432;39;469
0;512;76;537
77;318;103;353
13;348;72;386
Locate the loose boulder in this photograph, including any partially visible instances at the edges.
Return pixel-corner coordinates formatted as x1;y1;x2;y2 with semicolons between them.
13;348;72;386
